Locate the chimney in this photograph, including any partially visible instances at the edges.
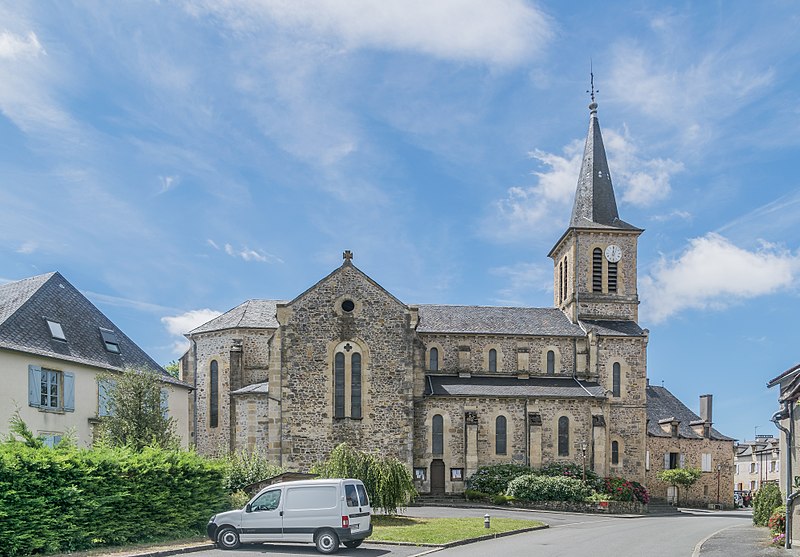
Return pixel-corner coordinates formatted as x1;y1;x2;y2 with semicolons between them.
699;394;713;424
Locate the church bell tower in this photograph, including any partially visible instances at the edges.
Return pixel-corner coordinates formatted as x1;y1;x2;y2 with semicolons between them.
548;95;643;324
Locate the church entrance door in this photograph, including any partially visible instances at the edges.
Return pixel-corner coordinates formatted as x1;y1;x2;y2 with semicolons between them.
430;459;445;495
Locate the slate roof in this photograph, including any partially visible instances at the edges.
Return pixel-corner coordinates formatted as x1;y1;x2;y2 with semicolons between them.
646;386;733;441
0;272;186;386
425;375;605;399
189;299;283;334
581;320;646;337
570;103;639;231
416;305;585;337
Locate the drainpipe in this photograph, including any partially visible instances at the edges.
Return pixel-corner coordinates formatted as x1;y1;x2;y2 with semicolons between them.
773;403;798;549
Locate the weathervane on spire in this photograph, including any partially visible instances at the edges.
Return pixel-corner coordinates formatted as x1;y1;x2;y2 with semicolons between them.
586;61;599;113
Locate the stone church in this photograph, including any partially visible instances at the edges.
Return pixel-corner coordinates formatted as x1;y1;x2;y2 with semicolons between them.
181;100;649;494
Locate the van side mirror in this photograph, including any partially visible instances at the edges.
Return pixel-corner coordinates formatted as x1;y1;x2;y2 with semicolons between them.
245;503;252;513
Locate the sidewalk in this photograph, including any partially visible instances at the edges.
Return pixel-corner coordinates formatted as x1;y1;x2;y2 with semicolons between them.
697;524;800;556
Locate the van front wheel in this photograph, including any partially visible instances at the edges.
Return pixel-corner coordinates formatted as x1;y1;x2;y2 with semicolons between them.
216;526;240;550
315;529;339;554
343;540;363;548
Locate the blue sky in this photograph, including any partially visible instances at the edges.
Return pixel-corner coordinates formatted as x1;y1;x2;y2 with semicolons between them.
1;1;799;444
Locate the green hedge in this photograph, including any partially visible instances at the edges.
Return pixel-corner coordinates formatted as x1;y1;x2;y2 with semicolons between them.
506;474;592;502
753;483;783;527
0;444;228;556
466;464;533;495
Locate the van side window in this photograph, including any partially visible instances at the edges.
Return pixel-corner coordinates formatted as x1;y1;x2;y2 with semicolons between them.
356;484;369;507
345;484;359;507
251;490;281;512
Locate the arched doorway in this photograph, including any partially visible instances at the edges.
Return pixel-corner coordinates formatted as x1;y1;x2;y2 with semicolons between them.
430;459;445;495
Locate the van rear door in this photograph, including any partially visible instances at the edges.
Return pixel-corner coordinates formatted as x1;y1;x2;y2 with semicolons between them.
344;482;371;534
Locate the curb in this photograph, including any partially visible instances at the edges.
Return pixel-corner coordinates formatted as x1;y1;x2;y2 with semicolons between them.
111;542;215;557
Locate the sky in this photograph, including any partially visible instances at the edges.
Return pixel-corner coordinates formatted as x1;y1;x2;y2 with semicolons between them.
1;1;799;445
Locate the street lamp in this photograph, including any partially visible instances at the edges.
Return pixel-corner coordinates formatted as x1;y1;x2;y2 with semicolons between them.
717;464;722;507
580;441;587;484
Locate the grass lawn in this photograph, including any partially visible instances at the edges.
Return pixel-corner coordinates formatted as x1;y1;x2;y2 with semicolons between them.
371;515;545;545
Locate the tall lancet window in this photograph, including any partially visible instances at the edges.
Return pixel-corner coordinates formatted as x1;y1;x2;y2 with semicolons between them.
562;256;568;300
209;360;219;428
592;248;603;292
333;341;365;419
558;416;569;456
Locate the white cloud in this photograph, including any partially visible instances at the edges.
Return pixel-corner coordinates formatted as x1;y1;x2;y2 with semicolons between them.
158;175;180;193
0;30;44;59
489;262;551;305
223;243;284;264
651;209;692;223
15;240;37;254
188;0;552;66
161;308;223;355
486;129;682;241
641;233;800;323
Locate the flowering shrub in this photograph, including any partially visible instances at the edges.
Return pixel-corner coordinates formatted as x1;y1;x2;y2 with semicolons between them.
600;476;650;505
753;483;783;526
539;462;600;488
768;505;786;536
772;533;786;547
507;474;592;502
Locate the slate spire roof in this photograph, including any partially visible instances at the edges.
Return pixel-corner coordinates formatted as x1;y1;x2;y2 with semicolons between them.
569;101;639;231
0;272;183;384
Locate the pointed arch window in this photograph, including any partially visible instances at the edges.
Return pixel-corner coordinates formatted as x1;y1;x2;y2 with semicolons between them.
612;362;621;397
432;414;444;455
209;360;219;428
333;342;365;419
562;255;568;300
429;347;439;371
558;261;563;302
546;350;555;375
488;349;497;372
592;248;603;292
558;416;569;456
611;440;620;465
495;415;507;455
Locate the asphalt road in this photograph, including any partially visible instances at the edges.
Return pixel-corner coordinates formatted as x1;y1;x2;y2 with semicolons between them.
192;507;757;557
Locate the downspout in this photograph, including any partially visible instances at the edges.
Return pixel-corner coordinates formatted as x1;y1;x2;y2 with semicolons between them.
773;403;798;549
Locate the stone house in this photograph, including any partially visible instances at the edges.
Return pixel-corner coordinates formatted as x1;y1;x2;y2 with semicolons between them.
182;100;655;494
734;435;780;493
0;272;191;447
645;387;734;507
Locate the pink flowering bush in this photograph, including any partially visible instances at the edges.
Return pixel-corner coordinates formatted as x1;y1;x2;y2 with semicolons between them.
600;476;650;504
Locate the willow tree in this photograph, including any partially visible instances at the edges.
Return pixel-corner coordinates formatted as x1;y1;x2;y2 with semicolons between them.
312;443;416;514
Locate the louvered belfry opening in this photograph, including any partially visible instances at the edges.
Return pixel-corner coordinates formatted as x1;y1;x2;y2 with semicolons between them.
592;248;603;292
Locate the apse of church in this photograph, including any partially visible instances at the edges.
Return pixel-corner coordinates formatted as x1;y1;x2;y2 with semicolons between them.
182;99;649;494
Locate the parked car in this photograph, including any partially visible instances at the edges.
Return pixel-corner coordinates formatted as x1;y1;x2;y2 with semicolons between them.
208;478;372;554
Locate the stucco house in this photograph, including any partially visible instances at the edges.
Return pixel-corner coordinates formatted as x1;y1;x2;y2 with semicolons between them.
0;272;191;447
645;387;734;507
734;435;780;493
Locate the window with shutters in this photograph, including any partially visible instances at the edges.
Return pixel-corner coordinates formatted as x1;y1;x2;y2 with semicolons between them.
488;349;497;372
702;453;712;472
495;415;507;455
429;347;439;371
333;341;365;419
546;350;555;375
612;362;621;397
28;365;74;412
432;414;444;455
209;360;219;428
558;416;569;456
592;248;603;292
666;452;680;469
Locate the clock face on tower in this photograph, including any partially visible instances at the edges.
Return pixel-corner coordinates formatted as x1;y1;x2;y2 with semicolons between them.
605;244;622;263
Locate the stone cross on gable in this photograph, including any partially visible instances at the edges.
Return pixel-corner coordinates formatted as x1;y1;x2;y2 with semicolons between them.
343;250;353;261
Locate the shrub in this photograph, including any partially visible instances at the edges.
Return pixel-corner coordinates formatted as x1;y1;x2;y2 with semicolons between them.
218;448;283;493
229;490;251;509
753;483;783;526
600;476;650;504
539;462;600;488
493;494;516;505
506;474;592;502
464;489;492;501
0;442;227;556
768;505;786;536
467;464;534;495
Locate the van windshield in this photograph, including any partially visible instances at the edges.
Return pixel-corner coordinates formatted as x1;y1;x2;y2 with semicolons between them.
356;484;369;507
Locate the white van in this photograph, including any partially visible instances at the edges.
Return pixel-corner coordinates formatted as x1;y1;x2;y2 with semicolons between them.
208;478;372;554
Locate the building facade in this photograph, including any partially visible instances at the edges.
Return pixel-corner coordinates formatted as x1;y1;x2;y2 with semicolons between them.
734;435;780;493
182;101;653;493
0;272;191;448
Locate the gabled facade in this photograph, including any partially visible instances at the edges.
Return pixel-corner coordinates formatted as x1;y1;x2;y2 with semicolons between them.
645;387;734;507
733;435;780;492
0;272;191;447
183;101;651;492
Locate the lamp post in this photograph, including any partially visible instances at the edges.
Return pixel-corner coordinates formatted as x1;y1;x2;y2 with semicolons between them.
717;464;721;507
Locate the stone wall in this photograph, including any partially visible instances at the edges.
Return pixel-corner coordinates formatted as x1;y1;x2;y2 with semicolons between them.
509;499;646;515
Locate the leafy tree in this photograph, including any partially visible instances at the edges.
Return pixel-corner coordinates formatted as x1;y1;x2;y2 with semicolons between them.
96;368;178;451
753;483;783;526
312;443;416;514
164;360;180;378
657;467;701;503
219;448;284;492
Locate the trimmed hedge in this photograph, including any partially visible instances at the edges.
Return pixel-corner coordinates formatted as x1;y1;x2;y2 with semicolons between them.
753;483;783;527
466;464;533;495
506;474;592;502
0;444;228;556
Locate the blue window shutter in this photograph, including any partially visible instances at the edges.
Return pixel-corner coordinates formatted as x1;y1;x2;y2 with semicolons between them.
63;372;75;412
28;365;42;407
160;388;169;418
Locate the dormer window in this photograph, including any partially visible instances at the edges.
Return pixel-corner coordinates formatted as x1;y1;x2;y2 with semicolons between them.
100;328;120;353
46;320;66;341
